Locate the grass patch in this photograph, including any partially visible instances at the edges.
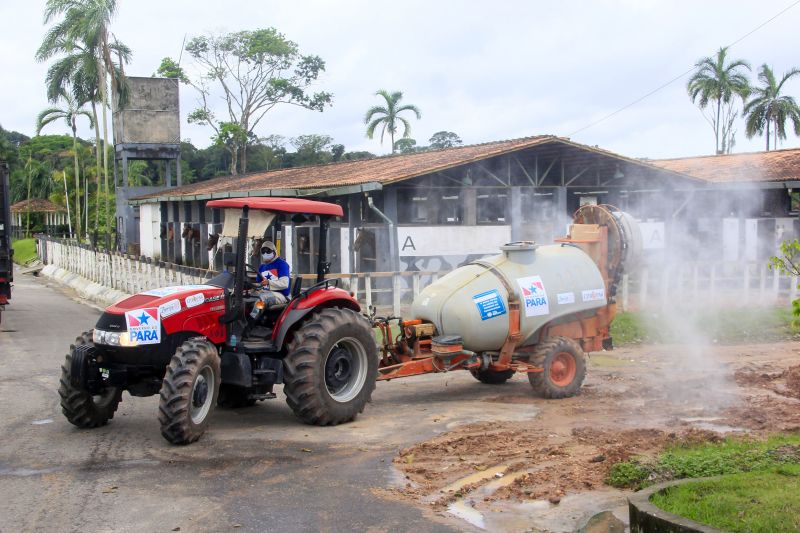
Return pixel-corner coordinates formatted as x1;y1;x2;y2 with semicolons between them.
650;465;800;532
11;238;37;265
610;308;796;346
607;434;800;490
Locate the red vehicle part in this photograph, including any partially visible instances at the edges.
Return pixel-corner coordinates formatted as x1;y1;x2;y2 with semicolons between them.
105;285;228;344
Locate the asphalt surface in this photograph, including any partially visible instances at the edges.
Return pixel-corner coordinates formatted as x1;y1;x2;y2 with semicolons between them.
0;268;541;532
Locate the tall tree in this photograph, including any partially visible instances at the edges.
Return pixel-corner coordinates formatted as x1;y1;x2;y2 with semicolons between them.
364;90;421;153
687;47;750;154
744;64;800;151
429;131;462;150
36;92;94;239
39;0;128;231
174;28;332;175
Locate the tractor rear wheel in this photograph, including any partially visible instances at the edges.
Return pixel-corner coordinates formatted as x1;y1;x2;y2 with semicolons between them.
283;307;378;426
158;338;221;445
527;337;586;399
59;331;122;428
470;368;515;384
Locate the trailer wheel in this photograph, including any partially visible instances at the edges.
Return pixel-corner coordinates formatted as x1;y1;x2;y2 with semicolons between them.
470;368;515;384
527;337;586;399
59;331;122;428
158;338;220;445
283;307;378;426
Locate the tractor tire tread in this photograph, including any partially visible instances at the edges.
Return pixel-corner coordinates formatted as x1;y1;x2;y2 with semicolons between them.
58;331;122;429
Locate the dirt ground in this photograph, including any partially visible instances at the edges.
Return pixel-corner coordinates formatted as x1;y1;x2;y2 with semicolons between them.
390;341;800;529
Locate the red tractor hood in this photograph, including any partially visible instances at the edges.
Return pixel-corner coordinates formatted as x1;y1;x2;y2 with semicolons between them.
107;285;224;316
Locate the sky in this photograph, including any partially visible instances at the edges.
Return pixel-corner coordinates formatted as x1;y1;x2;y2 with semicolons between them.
2;0;800;160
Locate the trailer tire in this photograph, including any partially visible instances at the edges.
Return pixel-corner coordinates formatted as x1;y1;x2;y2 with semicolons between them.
59;331;122;428
470;368;515;384
158;338;220;445
283;307;378;426
527;337;586;399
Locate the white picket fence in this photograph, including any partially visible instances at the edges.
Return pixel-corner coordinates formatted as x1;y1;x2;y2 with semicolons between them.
37;237;797;314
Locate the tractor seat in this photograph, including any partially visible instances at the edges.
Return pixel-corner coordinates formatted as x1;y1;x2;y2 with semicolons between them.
290;275;303;299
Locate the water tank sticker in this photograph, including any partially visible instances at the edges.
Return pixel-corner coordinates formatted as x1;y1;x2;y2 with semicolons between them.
557;292;575;305
582;288;606;302
517;276;550;317
124;308;161;344
472;289;507;321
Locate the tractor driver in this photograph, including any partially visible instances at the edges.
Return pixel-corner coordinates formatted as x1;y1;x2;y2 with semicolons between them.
255;241;291;308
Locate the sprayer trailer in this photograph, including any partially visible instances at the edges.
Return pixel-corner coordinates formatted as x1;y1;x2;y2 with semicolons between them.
372;204;641;397
59;197;639;445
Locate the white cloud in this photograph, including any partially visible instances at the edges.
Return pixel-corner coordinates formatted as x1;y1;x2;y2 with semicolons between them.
2;0;800;160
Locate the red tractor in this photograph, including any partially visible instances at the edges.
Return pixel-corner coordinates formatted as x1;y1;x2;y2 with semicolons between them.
59;198;378;444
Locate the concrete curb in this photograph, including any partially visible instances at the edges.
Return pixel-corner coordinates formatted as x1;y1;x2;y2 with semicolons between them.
40;264;130;308
628;477;727;533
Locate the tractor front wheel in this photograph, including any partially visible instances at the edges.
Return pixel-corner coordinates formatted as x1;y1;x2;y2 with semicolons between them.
59;331;122;428
283;307;378;426
527;337;586;399
158;338;221;445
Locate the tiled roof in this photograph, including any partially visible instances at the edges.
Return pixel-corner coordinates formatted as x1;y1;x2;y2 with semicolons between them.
134;136;555;201
651;147;800;183
10;198;66;213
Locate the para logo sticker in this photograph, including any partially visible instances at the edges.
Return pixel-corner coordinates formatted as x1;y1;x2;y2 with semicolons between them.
517;275;550;317
125;308;161;344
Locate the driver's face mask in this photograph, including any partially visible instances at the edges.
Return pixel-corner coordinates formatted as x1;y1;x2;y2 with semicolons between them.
261;250;276;262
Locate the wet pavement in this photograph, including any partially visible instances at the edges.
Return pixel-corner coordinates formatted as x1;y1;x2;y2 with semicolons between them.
0;268;551;532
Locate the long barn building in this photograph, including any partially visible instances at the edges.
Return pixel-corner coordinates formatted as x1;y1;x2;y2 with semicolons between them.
127;135;800;275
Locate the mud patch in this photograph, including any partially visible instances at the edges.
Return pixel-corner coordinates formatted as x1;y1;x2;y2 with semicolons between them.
394;426;720;506
735;363;800;400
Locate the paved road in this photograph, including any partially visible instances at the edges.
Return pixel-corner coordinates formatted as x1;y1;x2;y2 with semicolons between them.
0;269;540;532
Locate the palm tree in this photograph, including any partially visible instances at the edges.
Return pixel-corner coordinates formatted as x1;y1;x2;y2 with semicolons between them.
687;47;750;154
39;0;126;232
744;64;800;151
36;92;94;239
37;36;129;228
364;90;421;153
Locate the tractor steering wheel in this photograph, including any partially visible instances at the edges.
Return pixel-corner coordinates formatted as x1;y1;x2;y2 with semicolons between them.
245;264;262;290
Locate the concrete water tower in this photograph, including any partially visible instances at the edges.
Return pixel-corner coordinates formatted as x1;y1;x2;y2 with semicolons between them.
113;76;181;252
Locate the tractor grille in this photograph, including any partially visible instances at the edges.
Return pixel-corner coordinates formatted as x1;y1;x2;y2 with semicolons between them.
96;312;126;331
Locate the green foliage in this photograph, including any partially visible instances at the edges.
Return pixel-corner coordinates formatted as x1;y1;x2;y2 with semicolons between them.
687;47;750;154
650;465;800;532
181;27;332;174
12;239;37;265
429;131;462;149
610;308;796;346
607;460;649;488
155;57;188;83
608;434;800;490
770;239;800;326
364;90;422;152
394;137;419;154
744;65;800;150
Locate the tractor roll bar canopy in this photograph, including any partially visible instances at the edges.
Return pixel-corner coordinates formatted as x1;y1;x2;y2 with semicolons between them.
207;197;343;217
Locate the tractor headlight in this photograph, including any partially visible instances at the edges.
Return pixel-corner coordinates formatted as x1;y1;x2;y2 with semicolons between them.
93;329;138;347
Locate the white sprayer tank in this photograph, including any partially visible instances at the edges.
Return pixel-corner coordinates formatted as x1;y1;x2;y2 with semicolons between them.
410;242;607;352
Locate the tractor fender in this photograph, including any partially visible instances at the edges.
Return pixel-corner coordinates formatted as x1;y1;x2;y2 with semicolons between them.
274;290;360;349
220;351;252;387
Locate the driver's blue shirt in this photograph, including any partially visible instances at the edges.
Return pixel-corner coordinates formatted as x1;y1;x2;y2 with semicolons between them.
256;257;291;297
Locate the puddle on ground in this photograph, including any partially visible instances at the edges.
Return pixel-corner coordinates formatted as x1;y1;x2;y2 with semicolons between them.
681;417;746;433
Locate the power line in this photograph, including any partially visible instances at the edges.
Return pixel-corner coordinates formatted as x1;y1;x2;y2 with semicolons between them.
567;0;800;137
